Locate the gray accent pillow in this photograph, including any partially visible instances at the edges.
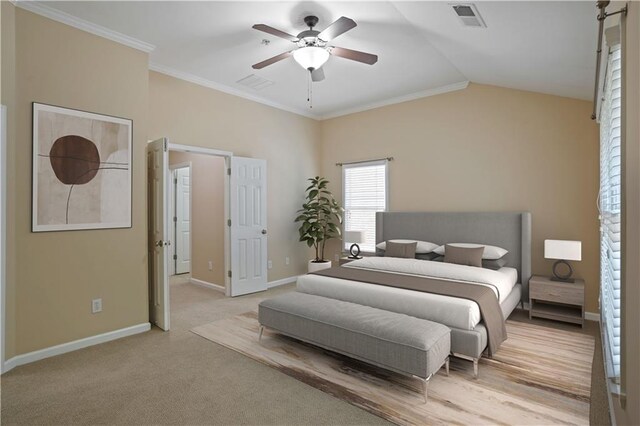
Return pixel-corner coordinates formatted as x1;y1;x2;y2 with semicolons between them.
385;241;417;259
444;244;483;268
482;257;508;270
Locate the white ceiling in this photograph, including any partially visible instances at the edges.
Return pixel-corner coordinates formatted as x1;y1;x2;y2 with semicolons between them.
26;1;598;119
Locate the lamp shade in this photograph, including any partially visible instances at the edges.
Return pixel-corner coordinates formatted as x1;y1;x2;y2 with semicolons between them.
292;47;330;70
544;240;582;261
344;231;365;244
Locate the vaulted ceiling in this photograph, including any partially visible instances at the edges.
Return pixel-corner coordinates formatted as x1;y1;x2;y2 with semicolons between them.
26;1;598;119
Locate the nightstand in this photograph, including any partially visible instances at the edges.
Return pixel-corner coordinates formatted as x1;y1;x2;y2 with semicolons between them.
529;275;585;327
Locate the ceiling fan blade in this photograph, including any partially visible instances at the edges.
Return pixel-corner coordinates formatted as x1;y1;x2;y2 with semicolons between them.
317;16;357;41
311;68;325;82
330;46;378;65
252;51;292;69
252;24;299;42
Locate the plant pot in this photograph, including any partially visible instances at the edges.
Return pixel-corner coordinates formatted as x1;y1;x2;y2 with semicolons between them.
308;260;332;273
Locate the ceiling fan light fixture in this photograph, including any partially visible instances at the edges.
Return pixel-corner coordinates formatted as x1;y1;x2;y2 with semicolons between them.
293;46;330;71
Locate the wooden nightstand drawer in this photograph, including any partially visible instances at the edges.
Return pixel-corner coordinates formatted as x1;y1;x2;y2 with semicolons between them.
529;275;585;327
530;280;584;306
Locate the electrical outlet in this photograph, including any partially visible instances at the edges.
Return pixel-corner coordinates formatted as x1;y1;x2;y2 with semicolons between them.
268;260;273;269
285;257;290;265
208;260;213;271
92;298;102;314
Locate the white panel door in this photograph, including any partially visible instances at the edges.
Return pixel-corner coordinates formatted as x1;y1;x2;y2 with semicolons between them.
147;138;170;331
175;167;191;274
229;157;267;296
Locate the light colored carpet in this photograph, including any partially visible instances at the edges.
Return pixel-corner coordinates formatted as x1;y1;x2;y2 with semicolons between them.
0;277;390;425
0;275;610;425
193;311;595;425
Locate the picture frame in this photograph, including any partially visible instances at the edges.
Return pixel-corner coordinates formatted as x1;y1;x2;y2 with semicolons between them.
32;102;133;232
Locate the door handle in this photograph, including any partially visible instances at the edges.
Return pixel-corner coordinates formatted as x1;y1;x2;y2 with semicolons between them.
261;229;267;235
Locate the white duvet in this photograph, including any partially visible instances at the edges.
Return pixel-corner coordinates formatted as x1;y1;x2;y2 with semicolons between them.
296;257;518;331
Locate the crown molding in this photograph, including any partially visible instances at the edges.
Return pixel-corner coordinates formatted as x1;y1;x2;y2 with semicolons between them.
150;63;471;122
149;63;320;120
319;81;470;120
14;0;155;53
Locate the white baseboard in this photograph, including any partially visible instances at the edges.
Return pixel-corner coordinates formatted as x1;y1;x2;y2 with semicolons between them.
521;302;599;322
190;278;225;293
267;275;300;289
1;322;150;374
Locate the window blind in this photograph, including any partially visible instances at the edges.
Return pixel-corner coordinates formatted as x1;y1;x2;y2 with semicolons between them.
599;46;622;379
342;160;388;253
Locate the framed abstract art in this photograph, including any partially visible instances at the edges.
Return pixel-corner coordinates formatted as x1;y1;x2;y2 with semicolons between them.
32;103;132;232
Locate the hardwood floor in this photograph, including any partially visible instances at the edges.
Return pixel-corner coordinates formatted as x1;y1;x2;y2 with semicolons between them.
192;311;594;426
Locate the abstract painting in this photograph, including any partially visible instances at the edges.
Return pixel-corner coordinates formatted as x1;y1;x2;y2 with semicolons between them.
32;103;132;232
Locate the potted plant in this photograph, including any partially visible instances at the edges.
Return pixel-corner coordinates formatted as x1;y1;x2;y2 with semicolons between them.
295;176;343;272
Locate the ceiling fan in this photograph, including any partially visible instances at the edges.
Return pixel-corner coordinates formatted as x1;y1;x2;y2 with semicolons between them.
252;15;378;82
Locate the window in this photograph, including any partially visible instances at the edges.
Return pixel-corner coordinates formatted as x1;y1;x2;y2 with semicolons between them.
599;45;622;380
342;160;388;253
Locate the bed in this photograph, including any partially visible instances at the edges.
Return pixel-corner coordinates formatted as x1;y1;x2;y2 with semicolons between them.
296;211;531;373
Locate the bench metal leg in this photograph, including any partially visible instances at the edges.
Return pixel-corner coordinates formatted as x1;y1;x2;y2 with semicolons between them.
258;325;264;342
412;374;431;404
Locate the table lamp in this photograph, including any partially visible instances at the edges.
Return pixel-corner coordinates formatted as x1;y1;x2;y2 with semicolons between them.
544;239;582;283
344;231;365;259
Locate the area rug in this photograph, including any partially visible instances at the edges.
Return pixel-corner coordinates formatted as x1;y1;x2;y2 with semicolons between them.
192;311;594;425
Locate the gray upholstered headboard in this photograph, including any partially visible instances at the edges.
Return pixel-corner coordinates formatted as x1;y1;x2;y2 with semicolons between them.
376;212;532;300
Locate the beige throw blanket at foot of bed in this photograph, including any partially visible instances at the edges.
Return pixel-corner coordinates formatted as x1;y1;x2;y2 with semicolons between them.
311;266;507;356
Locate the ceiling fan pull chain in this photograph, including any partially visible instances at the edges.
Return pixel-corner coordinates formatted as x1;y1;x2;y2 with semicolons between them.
307;70;313;109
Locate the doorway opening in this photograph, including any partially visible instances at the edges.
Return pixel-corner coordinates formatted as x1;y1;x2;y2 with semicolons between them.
168;151;226;294
147;139;269;332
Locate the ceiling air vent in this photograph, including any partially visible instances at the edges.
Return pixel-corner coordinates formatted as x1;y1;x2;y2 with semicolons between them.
236;74;274;91
451;4;487;28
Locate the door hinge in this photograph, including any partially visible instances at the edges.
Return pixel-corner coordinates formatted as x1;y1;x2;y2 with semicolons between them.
228;270;232;278
163;139;168;152
227;168;231;176
173;254;177;260
174;178;177;184
227;219;231;227
173;216;177;222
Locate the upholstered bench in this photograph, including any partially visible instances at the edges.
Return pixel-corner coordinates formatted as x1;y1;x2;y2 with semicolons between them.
258;292;451;402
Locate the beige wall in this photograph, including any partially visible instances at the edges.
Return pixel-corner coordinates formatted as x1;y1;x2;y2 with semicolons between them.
615;2;640;424
320;83;600;312
149;71;320;283
169;151;225;286
5;8;149;357
1;1;17;360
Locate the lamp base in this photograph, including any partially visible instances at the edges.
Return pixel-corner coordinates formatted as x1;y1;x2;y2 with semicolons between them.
348;243;361;259
551;259;574;283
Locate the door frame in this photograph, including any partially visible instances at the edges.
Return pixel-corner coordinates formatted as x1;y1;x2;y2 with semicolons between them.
168;161;192;277
166;143;232;296
1;105;7;372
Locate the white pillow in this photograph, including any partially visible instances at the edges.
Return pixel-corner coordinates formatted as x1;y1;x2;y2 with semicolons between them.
375;239;439;254
433;243;508;260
